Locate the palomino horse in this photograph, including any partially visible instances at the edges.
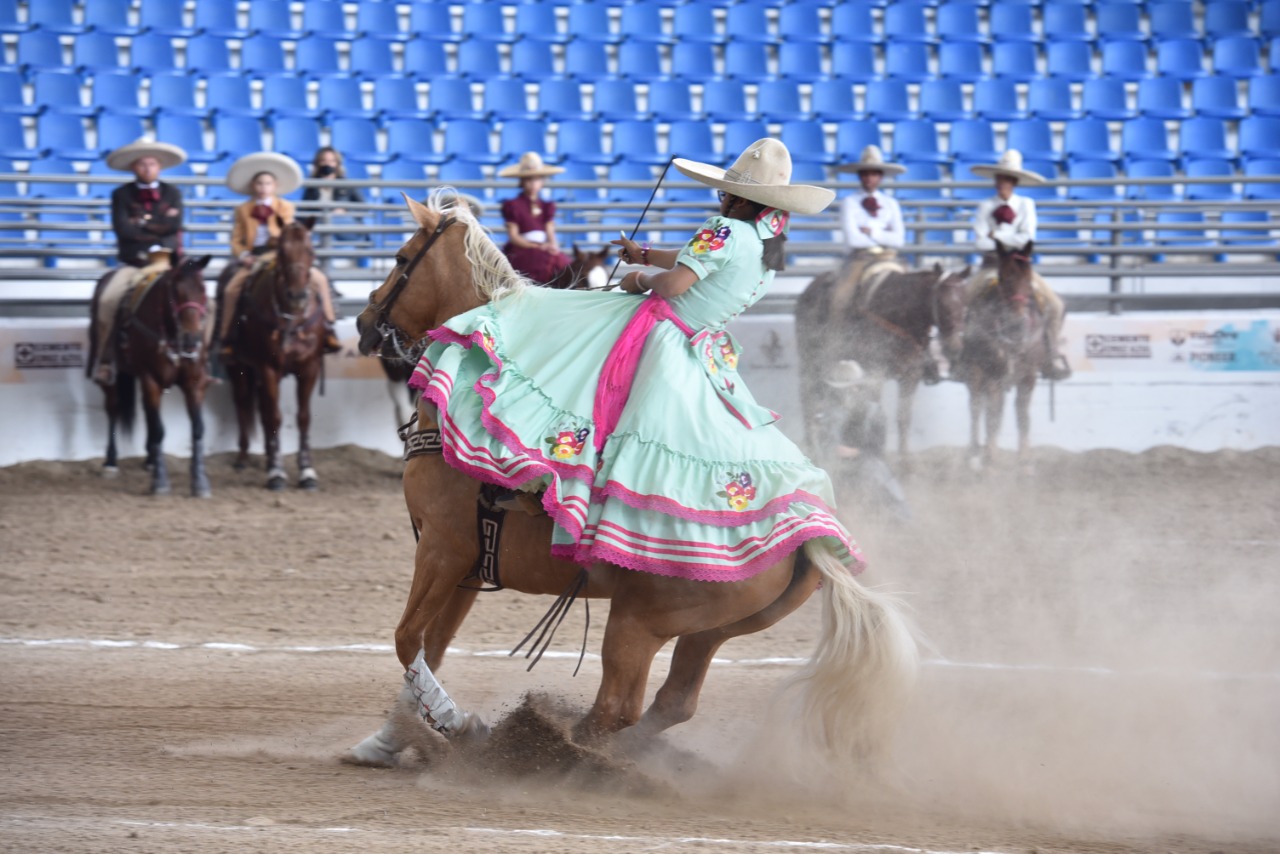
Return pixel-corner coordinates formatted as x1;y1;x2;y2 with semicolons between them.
220;220;329;490
795;262;969;463
89;255;214;496
958;241;1047;471
347;193;917;766
543;244;610;290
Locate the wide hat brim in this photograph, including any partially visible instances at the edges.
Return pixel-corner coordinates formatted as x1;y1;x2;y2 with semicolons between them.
672;158;835;215
970;163;1046;186
498;162;565;179
226;152;305;196
106;140;187;171
832;159;907;176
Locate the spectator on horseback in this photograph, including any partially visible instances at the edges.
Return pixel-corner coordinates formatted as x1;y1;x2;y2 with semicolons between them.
499;152;573;284
837;145;906;254
301;146;365;249
969;150;1071;381
92;138;189;385
215;152;341;357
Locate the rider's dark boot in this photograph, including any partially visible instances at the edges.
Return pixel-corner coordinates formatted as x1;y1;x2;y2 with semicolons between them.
1042;343;1072;381
323;324;343;354
922;356;942;386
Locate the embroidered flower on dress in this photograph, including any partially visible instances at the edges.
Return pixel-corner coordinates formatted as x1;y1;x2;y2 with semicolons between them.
545;426;589;460
716;470;757;512
477;331;497;353
719;341;738;370
691;225;731;255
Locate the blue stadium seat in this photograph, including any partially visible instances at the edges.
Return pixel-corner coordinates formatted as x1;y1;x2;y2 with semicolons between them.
320;77;376;122
510;40;556;80
558;119;615;165
303;2;358;41
262;75;319;119
725;4;775;44
885;43;933;84
137;0;194;38
0;113;41;159
1007;118;1059;163
0;0;29;35
1124;159;1179;201
498;119;549;159
594;79;645;122
148;71;203;118
1067;159;1120;200
90;71;147;118
608;161;656;204
1213;38;1263;79
612;120;666;166
1247;75;1280;118
385;119;441;164
1028;77;1080;120
35;0;83;35
936;42;986;84
725;43;773;84
408;3;459;42
1095;4;1143;42
514;4;564;44
272;116;322;163
192;4;247;39
756;80;808;122
1204;1;1253;40
437;158;489;204
1264;0;1280;40
952;159;992;201
356;2;408;41
213;115;265;158
207;75;262;119
617;41;665;83
884;3;934;44
1101;40;1151;81
554;161;600;213
0;69;30;115
1020;159;1062;203
1196;76;1247;120
565;40;611;81
443;119;501;165
1155;211;1209;250
569;3;619;44
95;114;143;154
33;71;93;118
154;114;218;162
897;162;948;245
1047;42;1095;82
1182;117;1235;162
461;2;514;43
184;36;233;77
1244;159;1280;199
538;79;590;121
332;117;391;164
1183;158;1237;202
455;40;504;81
865;80;915;121
379;157;427;203
1121;118;1176;163
810;80;858;122
836;120;884;158
778;42;827;83
991;42;1040;83
936;2;985;44
702;80;753;121
37;112;96;160
374;77;428;122
250;1;304;40
919;79;969;121
990;5;1036;44
671;4;721;45
668;121;718;163
26;156;81;202
892;119;945;164
352;39;400;80
1149;2;1198;42
1135;76;1189;120
18;30;67;74
294;37;345;79
485;79;538;121
780;120;831;164
973;79;1025;121
428;78;482;121
1220;210;1272;247
240;36;288;77
1156;39;1206;81
404;39;450;80
74;32;123;73
648;80;700;122
1043;4;1090;42
1063;118;1116;162
950;119;999;163
1082;78;1135;120
722;120;769;160
830;4;878;44
129;34;178;73
831;42;880;83
778;4;828;45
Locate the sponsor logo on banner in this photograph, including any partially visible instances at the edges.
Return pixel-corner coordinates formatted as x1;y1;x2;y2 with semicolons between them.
14;341;85;369
1085;334;1152;359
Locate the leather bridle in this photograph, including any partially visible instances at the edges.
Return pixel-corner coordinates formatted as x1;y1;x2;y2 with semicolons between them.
369;215;456;363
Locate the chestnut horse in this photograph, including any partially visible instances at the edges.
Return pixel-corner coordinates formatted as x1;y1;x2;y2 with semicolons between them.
347;193;917;766
220;221;329;490
958;241;1047;471
544;244;610;290
795;263;969;463
89;255;214;496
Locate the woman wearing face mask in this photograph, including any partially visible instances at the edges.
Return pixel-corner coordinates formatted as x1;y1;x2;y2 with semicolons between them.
498;151;572;284
302;147;365;246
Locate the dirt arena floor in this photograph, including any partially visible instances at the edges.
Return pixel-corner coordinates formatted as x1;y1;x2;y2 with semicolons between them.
1;443;1278;853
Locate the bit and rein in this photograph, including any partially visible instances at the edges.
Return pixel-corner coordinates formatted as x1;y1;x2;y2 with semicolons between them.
372;215;457;363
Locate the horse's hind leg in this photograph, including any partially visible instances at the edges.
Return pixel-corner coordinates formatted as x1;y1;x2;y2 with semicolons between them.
295;363;320;490
255;366;286;490
574;604;669;746
984;381;1005;466
183;380;211;498
141;376;170;496
103;383;119;477
229;366;255;471
1015;374;1037;474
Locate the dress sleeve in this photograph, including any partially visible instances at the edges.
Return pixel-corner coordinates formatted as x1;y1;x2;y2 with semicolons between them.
542;200;556;224
500;198;517;223
675;216;738;280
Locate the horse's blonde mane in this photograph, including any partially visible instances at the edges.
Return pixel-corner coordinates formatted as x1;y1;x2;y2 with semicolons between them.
424;188;529;302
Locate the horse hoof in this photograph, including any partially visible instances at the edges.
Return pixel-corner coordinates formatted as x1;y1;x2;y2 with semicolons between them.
967;455;984;473
267;476;287;492
233;460;248;472
342;732;400;769
101;466;119;479
299;466;319;491
151;484;171;497
192;487;213;499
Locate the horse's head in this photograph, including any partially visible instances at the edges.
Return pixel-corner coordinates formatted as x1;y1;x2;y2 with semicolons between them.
275;219;316;316
570;244;611;290
358;192;526;362
168;254;212;361
934;264;971;362
995;240;1035;309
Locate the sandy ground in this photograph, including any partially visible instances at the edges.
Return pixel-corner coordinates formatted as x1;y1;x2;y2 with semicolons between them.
1;443;1278;853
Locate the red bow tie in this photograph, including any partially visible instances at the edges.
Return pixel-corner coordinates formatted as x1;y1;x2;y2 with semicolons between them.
137;187;160;206
861;196;880;216
993;204;1016;225
250;203;274;224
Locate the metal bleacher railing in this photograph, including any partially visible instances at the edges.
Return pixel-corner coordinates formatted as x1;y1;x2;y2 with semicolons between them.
2;170;1279;316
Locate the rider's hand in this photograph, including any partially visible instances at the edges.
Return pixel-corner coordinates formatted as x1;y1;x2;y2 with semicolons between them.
611;232;643;264
619;271;647;294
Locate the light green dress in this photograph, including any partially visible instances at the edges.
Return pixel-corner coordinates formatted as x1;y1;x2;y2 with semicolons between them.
410;216;862;581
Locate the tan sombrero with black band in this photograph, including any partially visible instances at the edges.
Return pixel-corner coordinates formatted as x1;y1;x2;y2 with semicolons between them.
833;145;906;177
498;151;565;179
106;138;187;171
226;152;305;196
673;138;834;215
969;149;1046;186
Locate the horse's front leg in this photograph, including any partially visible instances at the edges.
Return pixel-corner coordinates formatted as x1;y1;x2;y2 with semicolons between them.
141;375;170;496
966;379;984;471
229;366;255;471
103;380;120;477
183;376;211;498
294;362;320;490
1015;372;1037;474
896;374;920;465
256;366;286;490
984;380;1005;466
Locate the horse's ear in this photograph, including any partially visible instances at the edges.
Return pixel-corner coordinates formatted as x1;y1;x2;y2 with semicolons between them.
596;246;610;260
298;216;317;232
403;193;433;229
573;244;584;261
193;254;212;270
274;214;286;230
933;262;942;276
1023;240;1035;257
960;264;972;279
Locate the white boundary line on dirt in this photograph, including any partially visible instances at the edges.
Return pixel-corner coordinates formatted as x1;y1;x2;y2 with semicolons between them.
2;636;1276;683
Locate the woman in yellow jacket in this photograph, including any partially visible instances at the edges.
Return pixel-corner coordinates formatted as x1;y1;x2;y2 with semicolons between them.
216;152;340;355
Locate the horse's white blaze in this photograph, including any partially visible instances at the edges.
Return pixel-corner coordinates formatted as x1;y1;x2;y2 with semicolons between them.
587;265;608;290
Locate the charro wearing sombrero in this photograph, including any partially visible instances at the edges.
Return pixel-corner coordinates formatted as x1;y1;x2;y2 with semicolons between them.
411;138;866;581
498;151;572;284
214;152;341;356
969;150;1070;380
90;138;189;385
831;145;908;314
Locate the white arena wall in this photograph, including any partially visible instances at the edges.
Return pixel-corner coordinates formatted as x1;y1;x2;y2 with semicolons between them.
2;310;1279;467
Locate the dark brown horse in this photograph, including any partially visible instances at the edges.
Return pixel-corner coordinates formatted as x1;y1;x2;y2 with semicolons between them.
796;262;969;464
543;244;610;290
958;241;1047;471
90;255;214;496
221;220;329;490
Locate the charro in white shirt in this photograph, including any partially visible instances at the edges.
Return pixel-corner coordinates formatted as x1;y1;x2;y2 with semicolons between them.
973;192;1036;251
840;189;905;250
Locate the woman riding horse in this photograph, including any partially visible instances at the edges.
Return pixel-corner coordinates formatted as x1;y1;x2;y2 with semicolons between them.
498;151;573;284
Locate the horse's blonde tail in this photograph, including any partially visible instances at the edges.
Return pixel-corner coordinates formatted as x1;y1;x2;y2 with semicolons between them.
778;539;919;765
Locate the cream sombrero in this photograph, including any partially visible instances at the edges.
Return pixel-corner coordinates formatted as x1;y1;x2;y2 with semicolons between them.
226;152;305;196
498;151;564;179
969;149;1046;185
673;138;834;215
106;138;187;171
834;145;906;177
